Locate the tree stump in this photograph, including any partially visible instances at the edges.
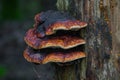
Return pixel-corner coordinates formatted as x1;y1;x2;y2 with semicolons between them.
55;0;120;80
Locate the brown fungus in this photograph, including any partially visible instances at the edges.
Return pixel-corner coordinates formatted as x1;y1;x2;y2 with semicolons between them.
24;28;86;49
34;10;87;38
23;47;86;64
23;10;87;64
45;20;87;35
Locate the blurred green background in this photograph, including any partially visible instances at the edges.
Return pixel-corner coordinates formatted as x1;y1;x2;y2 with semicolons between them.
0;0;57;80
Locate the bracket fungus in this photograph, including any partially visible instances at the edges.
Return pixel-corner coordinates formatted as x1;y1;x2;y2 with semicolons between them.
23;10;87;64
24;46;86;64
24;28;86;49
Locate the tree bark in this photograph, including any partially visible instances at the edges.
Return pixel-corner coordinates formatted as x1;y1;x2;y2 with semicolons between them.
55;0;120;80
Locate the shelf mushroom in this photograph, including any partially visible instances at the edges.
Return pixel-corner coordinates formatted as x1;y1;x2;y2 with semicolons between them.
34;10;87;37
23;47;86;64
24;28;86;49
23;10;87;64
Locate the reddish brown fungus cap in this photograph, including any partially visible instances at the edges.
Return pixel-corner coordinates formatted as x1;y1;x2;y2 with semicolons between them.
24;28;86;49
23;47;86;64
36;20;87;37
45;20;87;35
34;10;87;38
34;13;41;28
23;10;87;64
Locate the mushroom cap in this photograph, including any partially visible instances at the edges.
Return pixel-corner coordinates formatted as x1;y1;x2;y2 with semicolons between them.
23;47;86;64
34;10;87;38
36;20;87;37
35;10;76;24
24;28;86;49
23;10;87;64
45;20;87;35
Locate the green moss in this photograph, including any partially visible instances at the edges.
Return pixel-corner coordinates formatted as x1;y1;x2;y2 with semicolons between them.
56;0;69;11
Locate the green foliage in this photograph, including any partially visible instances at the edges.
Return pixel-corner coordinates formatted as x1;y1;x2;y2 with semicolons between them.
1;0;43;21
0;65;7;78
1;0;21;20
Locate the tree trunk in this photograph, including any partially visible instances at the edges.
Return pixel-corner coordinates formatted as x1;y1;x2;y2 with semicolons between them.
55;0;120;80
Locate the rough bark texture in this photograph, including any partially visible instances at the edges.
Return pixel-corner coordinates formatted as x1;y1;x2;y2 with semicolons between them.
55;59;86;80
56;0;120;80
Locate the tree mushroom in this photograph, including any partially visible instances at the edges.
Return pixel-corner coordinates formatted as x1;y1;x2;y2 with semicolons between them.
24;28;86;49
23;46;86;64
43;20;87;36
23;10;87;64
33;10;87;37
